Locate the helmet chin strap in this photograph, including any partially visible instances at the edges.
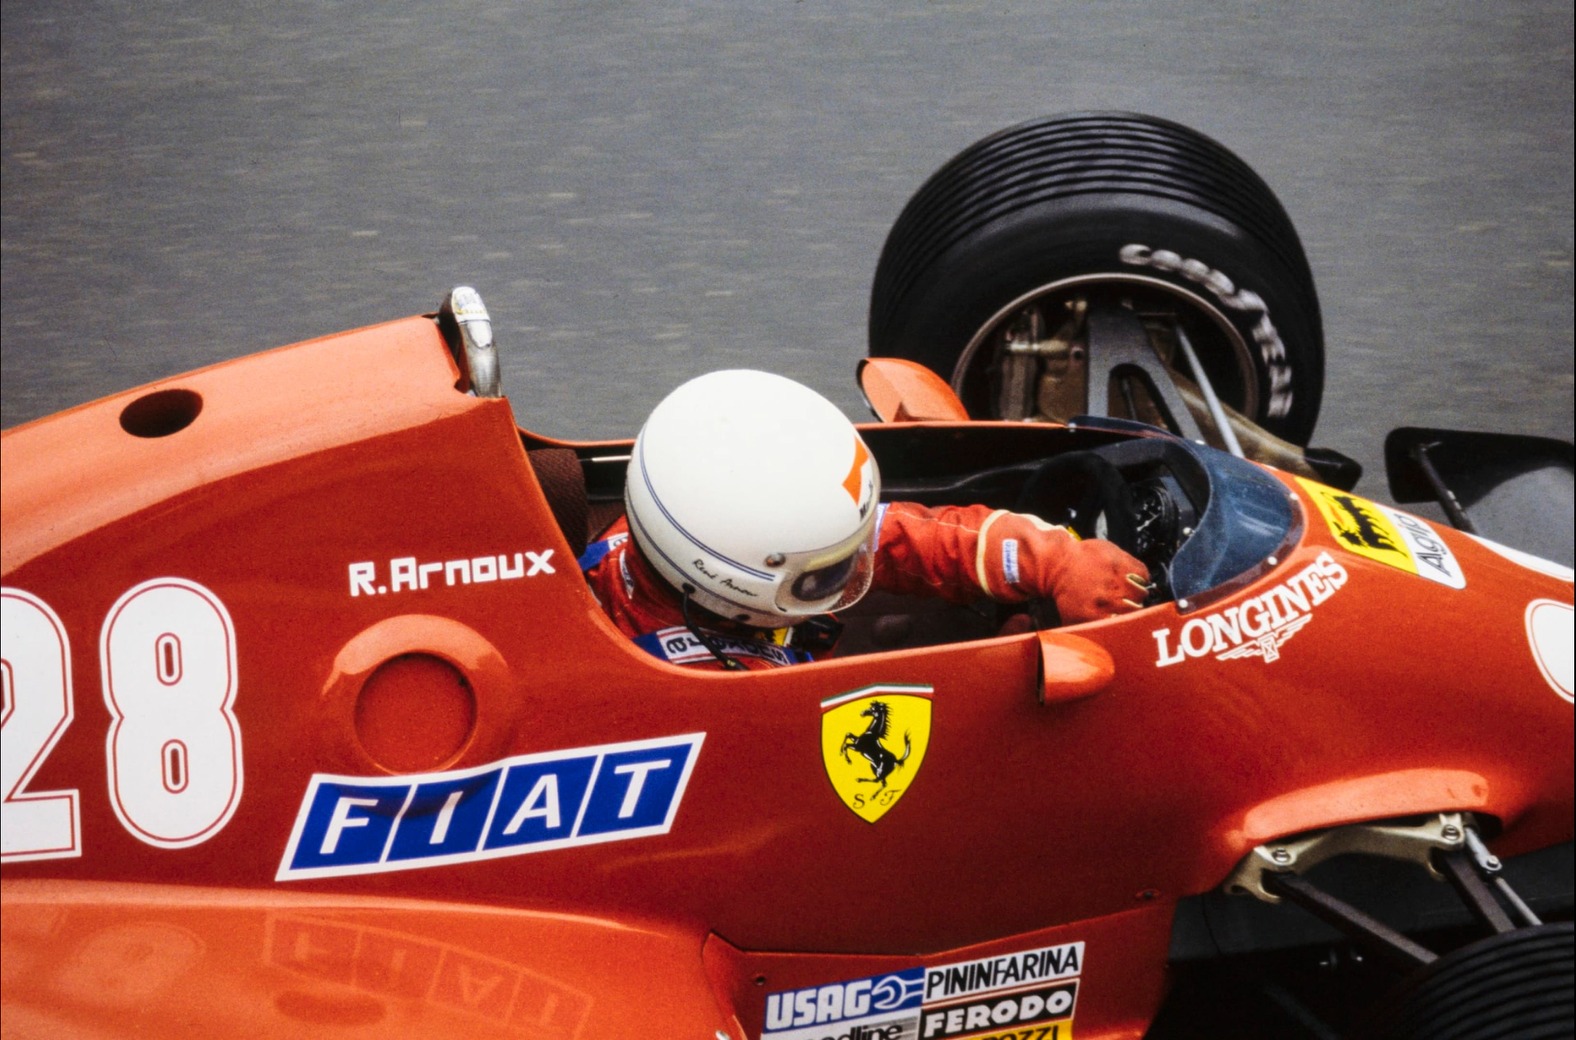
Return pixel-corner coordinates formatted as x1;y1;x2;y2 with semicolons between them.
680;584;746;671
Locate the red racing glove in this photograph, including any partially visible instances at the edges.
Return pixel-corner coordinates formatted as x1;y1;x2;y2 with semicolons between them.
874;504;1151;623
975;509;1151;622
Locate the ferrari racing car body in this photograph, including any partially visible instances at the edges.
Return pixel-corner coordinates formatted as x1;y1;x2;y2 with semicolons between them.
5;112;1573;1039
2;298;1571;1039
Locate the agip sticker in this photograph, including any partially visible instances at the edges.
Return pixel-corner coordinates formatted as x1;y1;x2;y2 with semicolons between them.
821;685;933;823
1297;479;1466;588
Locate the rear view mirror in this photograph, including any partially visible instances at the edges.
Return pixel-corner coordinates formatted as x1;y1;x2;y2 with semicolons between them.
857;358;970;423
1037;630;1115;705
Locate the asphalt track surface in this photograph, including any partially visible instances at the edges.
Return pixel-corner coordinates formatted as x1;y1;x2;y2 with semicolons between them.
1;5;1573;1036
3;1;1572;504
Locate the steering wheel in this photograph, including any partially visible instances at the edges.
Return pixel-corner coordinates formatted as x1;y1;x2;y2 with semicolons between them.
1012;452;1152;626
1015;452;1140;554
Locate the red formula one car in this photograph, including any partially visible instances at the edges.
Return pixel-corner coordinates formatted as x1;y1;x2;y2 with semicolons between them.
3;114;1572;1039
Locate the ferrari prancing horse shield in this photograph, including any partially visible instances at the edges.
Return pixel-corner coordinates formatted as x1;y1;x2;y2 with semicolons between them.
820;684;933;823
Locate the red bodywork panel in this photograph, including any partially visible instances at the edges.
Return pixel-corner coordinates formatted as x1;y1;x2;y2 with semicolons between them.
3;315;1571;1037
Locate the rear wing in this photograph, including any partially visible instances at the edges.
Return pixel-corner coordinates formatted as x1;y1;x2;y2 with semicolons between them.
1385;427;1574;567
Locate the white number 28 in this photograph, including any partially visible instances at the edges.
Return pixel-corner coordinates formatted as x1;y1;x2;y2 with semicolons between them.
2;580;243;862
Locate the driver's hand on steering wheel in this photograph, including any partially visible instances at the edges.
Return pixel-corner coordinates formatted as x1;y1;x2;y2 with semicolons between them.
977;510;1152;623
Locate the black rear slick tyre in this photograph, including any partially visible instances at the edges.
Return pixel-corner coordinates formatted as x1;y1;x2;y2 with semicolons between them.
1362;922;1575;1040
869;112;1326;445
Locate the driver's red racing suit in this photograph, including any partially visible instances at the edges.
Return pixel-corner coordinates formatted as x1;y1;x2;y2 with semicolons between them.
580;503;1149;670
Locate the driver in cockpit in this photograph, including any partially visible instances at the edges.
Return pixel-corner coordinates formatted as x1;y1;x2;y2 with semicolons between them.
580;370;1150;670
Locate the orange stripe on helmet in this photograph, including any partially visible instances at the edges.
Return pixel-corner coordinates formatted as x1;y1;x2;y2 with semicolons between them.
842;437;871;506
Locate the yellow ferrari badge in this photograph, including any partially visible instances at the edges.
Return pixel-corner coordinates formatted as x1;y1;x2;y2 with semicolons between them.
820;684;933;823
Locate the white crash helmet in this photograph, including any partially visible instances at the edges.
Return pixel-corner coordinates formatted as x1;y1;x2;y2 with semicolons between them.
625;370;881;628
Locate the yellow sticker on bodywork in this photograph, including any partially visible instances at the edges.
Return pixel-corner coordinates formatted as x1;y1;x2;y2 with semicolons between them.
821;685;932;823
1297;478;1417;574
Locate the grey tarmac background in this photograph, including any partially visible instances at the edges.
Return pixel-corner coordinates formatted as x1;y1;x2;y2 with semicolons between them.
2;1;1572;505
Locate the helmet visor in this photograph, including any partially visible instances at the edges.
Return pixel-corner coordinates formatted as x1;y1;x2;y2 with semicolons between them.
775;526;878;615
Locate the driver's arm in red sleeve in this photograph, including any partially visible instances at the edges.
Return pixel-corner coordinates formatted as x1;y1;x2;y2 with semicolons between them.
871;502;1151;623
